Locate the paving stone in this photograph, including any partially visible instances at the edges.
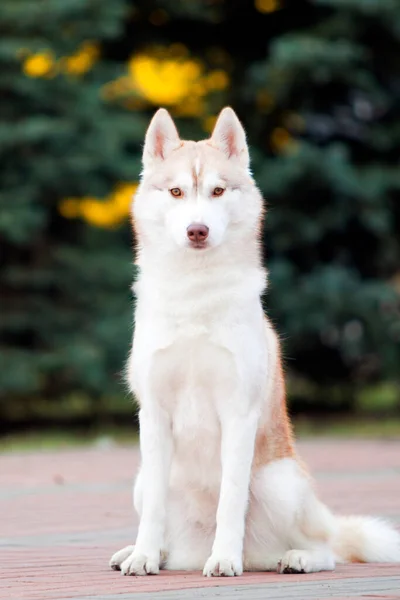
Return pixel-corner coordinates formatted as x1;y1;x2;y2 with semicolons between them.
1;439;399;600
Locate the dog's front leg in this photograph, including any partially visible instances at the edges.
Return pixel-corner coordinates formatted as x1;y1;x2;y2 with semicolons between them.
121;406;172;576
203;410;258;577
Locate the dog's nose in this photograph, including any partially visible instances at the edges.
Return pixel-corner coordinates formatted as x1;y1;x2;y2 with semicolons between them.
187;223;209;243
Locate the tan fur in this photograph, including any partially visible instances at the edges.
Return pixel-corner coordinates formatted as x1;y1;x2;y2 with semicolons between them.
253;319;295;469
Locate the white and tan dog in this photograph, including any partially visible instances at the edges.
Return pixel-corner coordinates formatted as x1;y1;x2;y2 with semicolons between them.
110;107;400;577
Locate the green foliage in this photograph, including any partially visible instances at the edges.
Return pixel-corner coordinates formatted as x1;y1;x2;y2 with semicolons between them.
246;0;400;386
0;0;140;417
1;0;400;424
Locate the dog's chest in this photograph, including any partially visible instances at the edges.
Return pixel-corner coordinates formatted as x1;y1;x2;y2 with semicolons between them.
149;330;236;484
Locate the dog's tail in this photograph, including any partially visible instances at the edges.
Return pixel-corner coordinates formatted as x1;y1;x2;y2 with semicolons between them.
333;515;400;563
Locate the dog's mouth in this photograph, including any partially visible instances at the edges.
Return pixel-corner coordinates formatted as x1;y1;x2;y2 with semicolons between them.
188;241;209;250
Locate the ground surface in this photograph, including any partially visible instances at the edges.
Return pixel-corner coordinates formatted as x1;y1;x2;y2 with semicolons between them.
2;439;400;600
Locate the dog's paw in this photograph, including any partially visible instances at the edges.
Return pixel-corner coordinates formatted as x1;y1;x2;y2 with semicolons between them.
277;550;313;574
120;551;160;576
277;549;335;574
203;554;243;577
109;545;135;571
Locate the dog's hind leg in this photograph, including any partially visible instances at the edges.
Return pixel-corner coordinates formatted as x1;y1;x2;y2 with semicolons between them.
278;473;336;573
245;457;336;573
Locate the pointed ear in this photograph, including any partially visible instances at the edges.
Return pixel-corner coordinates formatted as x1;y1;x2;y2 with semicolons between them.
210;107;249;167
143;108;181;168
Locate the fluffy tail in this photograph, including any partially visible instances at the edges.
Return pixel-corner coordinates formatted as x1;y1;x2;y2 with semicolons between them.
334;516;400;563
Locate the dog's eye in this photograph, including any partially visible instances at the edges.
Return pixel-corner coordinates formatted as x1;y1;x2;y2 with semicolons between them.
170;188;183;198
212;187;225;197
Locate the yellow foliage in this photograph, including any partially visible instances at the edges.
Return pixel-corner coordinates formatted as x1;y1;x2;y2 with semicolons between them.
21;42;99;79
255;0;280;13
205;70;230;91
103;45;230;117
202;115;218;133
174;96;205;118
270;127;298;154
63;42;99;76
110;183;138;216
122;98;147;111
59;182;138;229
79;198;119;228
58;198;81;219
128;54;204;105
102;76;134;100
23;51;55;78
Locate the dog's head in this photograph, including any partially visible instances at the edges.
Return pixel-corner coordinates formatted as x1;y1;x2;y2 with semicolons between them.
133;107;263;255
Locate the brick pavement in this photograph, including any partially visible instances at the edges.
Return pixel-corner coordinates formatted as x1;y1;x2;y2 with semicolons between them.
1;439;400;599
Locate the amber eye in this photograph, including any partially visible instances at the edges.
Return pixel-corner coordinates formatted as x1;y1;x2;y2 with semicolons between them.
170;187;183;198
212;187;225;197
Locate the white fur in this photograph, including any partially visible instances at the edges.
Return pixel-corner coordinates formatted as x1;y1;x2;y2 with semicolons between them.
334;516;400;563
110;107;400;577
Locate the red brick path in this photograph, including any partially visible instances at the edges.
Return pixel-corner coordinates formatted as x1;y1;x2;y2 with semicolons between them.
1;439;399;599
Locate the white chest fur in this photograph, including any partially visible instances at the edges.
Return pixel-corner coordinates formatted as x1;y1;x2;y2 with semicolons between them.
128;269;266;487
150;332;236;490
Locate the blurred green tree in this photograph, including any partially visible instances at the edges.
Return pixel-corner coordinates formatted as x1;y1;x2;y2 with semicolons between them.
0;0;143;422
245;0;400;402
1;0;399;425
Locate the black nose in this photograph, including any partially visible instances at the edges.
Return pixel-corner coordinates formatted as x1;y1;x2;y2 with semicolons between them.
187;223;209;244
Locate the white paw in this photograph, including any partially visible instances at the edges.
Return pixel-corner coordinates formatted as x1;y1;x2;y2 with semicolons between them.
109;545;135;571
203;555;243;577
277;550;313;574
120;550;160;576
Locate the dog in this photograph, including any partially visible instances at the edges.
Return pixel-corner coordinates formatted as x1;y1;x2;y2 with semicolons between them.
110;107;400;577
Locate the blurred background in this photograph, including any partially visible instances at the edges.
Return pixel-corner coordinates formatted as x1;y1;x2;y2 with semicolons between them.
1;0;400;447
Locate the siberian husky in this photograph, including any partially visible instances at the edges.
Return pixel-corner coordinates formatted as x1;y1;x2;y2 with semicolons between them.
110;107;400;576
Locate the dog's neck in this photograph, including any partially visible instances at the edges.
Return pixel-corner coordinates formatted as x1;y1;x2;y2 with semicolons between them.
133;236;266;314
134;236;266;297
137;234;263;279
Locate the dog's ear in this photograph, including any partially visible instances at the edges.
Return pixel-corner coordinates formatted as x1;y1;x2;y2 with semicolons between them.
210;107;249;167
143;108;181;168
